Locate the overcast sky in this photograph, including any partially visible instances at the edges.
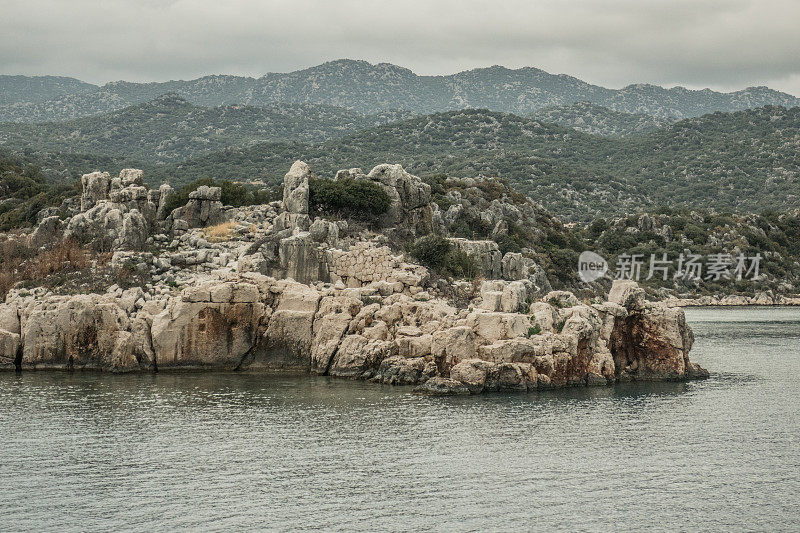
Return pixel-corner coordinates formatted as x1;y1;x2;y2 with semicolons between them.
2;0;799;95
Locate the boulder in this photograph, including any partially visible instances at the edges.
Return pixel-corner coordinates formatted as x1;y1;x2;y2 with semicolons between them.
501;252;552;292
449;239;502;279
431;326;476;375
328;336;394;378
0;304;20;334
80;171;112;211
501;280;530;313
450;359;495;393
173;186;224;228
608;280;646;311
361;164;433;234
19;294;151;372
283;160;310;215
311;295;363;373
467;311;529;343
154;183;175;220
255;283;320;370
30;215;63;248
608;303;696;381
543;290;580;307
372;355;430;385
278;233;330;284
0;329;20;369
119;168;144;187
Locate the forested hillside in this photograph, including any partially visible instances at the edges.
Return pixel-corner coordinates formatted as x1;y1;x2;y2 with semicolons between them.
532;102;673;136
0;94;413;163
0;75;97;106
145;106;800;219
2;99;799;220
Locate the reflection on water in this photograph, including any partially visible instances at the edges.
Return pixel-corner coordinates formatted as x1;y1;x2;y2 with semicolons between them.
1;307;799;531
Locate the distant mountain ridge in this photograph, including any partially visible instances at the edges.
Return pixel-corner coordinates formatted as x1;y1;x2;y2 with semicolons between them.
1;59;798;122
0;75;97;106
0;93;414;163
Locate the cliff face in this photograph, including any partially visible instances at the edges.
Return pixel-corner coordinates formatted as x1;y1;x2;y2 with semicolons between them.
0;161;708;392
0;274;707;393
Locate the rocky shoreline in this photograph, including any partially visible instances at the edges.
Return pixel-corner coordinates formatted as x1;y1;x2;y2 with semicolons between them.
0;162;709;394
0;273;708;394
667;295;800;307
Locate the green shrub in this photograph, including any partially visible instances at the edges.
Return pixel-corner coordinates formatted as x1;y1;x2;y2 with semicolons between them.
445;247;479;279
683;224;708;245
495;221;532;255
447;210;492;240
526;324;542;337
410;234;478;279
410;235;452;271
588;218;609;239
598;230;638;255
309;178;391;220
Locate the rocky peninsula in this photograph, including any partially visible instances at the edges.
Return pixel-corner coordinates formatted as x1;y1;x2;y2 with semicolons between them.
0;162;708;393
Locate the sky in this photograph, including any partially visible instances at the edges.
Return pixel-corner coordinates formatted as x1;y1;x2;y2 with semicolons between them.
2;0;799;96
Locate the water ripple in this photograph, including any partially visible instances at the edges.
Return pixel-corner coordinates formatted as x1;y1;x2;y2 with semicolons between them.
1;307;799;531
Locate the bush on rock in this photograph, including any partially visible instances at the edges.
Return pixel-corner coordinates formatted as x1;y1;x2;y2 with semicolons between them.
410;234;478;279
309;178;391;220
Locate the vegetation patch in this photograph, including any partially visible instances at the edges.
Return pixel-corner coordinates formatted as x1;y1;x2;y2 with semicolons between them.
0;157;79;231
410;234;478;279
309;177;391;220
202;221;237;243
0;237;97;300
526;324;542;337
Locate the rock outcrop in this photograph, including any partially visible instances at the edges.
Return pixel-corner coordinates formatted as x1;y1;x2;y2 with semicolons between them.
283;160;310;215
0;275;708;392
337;164;433;235
0;162;709;394
64;168;164;250
172;185;224;228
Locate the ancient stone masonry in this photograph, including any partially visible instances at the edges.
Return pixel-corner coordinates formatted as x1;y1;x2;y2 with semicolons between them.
327;242;428;292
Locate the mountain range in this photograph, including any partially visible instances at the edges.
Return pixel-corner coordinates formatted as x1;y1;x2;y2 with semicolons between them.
2;59;799;221
4;103;796;221
0;94;413;163
2;59;799;123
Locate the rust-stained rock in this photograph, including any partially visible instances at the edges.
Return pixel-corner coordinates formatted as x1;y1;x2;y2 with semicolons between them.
2;266;705;391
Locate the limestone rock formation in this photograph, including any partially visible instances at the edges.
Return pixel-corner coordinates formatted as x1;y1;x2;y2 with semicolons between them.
65;169;159;250
341;164;433;235
283;160;310;215
0;162;709;393
80;171;112;211
0;272;707;392
172;185;224;228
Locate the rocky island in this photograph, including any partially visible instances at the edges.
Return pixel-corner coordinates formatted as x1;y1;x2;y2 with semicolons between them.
0;162;708;393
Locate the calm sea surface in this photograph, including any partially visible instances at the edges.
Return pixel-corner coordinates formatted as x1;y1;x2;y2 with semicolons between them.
1;307;799;531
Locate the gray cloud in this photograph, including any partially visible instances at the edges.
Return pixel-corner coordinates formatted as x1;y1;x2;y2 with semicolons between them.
1;0;799;95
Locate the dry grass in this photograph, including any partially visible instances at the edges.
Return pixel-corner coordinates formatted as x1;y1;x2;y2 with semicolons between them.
0;237;92;300
202;221;237;243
